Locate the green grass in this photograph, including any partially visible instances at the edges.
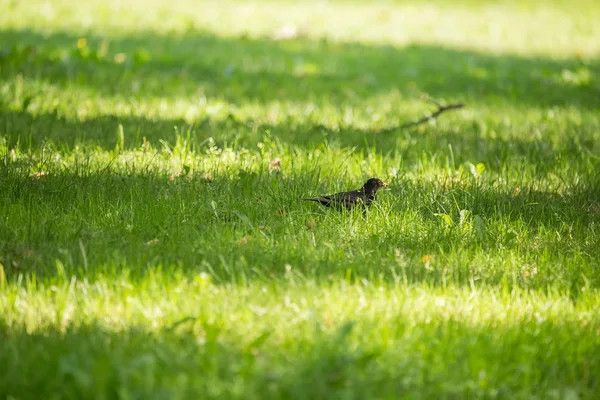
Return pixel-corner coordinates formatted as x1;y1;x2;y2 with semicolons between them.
1;0;600;398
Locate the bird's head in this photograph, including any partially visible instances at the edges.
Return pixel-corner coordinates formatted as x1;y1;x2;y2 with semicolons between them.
362;178;388;194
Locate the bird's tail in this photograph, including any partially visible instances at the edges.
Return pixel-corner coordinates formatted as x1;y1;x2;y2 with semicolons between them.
298;197;322;202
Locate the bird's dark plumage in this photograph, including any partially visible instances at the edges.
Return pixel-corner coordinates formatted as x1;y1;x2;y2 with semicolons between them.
299;178;388;210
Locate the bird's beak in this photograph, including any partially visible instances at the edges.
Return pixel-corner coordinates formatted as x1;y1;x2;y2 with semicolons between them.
380;182;389;187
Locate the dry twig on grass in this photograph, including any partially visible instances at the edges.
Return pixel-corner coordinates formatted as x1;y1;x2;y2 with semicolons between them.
379;98;465;133
398;99;465;129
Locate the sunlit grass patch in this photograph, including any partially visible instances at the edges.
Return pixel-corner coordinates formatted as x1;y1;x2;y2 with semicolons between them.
2;272;599;398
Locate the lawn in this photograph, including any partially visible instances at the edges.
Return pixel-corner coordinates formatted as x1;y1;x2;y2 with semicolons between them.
1;0;600;398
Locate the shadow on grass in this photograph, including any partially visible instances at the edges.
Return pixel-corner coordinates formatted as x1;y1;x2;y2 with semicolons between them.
1;28;598;109
1;107;598;173
1;167;598;290
1;28;598;175
1;318;598;399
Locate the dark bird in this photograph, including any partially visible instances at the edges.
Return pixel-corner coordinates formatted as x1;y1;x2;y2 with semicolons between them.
299;178;389;210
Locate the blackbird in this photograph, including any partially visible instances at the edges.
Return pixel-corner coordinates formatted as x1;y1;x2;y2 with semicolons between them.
299;178;388;210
